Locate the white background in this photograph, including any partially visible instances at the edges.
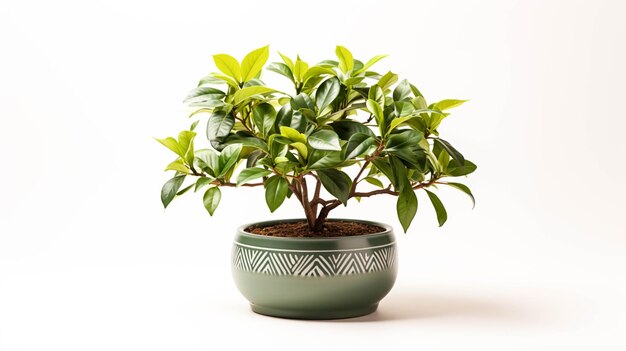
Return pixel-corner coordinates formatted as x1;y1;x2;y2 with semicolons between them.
1;0;625;349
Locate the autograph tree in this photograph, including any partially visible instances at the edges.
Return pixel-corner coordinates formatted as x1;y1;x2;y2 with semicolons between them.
157;45;477;233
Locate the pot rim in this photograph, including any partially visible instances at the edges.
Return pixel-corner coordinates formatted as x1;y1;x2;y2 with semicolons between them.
236;218;393;241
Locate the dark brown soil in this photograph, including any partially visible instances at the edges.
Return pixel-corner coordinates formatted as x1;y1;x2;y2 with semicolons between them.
245;220;385;238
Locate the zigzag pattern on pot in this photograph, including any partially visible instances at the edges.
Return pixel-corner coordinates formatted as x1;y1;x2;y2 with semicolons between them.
232;245;396;277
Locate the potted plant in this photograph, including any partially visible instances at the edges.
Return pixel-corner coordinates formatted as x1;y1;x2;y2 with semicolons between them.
157;45;477;319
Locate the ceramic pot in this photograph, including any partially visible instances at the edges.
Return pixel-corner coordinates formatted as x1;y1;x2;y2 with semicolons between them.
232;218;398;319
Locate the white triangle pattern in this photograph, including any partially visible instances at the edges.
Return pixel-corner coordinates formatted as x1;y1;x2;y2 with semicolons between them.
233;246;396;277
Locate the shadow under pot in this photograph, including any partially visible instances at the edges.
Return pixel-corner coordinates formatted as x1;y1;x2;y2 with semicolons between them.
231;218;398;320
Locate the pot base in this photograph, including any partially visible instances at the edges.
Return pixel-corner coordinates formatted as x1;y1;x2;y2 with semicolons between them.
250;303;378;320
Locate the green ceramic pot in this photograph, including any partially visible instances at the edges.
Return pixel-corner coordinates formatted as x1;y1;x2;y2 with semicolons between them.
232;218;398;319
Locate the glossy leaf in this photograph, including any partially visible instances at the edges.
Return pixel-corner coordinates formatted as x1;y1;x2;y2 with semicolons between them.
267;62;294;82
354;54;387;75
425;190;447;226
165;159;189;174
307;150;342;169
279;126;307;144
233;86;277;105
446;159;477;176
433;99;468;111
203;187;221;216
278;52;294;70
385;130;423;151
213;54;241;82
265;176;288;212
397;186;417;232
161;175;185;208
156;137;184;157
218;144;242;177
364;176;384;188
237;167;271;186
378;71;398;91
241;45;269;82
252;103;277;137
368;85;385;107
184;87;225;103
206;111;234;142
393;79;412;101
331;120;375;139
316;169;352;205
194;176;214;192
366;99;384;132
335;45;354;74
345;133;375;160
194;149;220;176
433;138;465;165
308;129;341;151
315;78;340;112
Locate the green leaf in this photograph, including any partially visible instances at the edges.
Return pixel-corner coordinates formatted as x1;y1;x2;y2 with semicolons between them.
315;78;340;112
233;86;277;105
221;134;269;152
290;142;308;159
385;130;423;151
252;103;277;137
368;85;385;107
387;116;414;135
240;45;269;82
364;176;384;188
393;79;412;101
161;175;186;208
156;137;184;157
302;66;335;84
444;182;475;208
354;54;387;75
210;73;239;89
433;99;468;111
366;99;385;133
331;120;375;139
307;150;342;169
184;87;225;103
213;54;241;82
176;183;194;196
371;159;394;185
433;139;465;166
267;62;294;82
279;126;307;144
290;93;315;111
425;190;447;227
195;176;214;192
218;144;243;177
203;187;221;216
389;155;408;191
378;71;398;91
438;148;450;171
293;57;309;82
316;169;352;205
194;149;220;176
278;52;295;70
394;101;415;117
335;45;354;74
165;159;189;174
345;133;375;160
237;167;271;186
206;111;235;142
264;176;288;212
397;186;417;232
177;130;196;165
308;129;342;151
446;159;477;176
